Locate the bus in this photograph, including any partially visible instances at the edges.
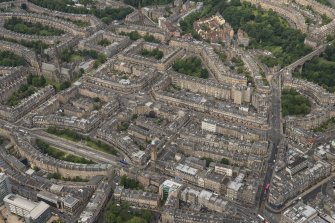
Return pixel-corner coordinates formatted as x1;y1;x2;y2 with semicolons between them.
257;214;264;221
257;214;269;223
119;159;128;166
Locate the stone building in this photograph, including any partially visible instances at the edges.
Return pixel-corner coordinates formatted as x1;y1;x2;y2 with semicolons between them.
78;30;130;56
170;72;252;104
114;186;160;208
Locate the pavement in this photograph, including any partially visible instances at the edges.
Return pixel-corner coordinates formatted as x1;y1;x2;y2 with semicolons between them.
259;73;282;210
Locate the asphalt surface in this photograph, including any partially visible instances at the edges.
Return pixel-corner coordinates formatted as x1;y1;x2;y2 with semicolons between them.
259;73;282;208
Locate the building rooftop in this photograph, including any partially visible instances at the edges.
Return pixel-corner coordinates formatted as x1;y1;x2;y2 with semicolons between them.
227;181;243;191
4;194;50;219
287;156;307;169
283;202;317;222
0;173;7;181
162;179;183;188
176;163;198;175
63;195;79;208
28;201;50;220
5;194;36;211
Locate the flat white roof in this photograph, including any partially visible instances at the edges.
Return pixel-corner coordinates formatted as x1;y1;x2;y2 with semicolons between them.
227;181;243;191
25;169;35;175
176;164;198;176
199;190;213;200
0;173;8;181
4;194;37;212
29;202;50;219
50;184;63;192
163;179;182;188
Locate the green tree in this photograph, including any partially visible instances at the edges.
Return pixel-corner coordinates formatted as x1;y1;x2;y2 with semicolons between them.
281;88;311;117
120;175;141;189
173;57;209;79
5;17;65;36
28;0;133;23
293;44;335;92
127;217;147;223
0;51;24;67
220;158;229;165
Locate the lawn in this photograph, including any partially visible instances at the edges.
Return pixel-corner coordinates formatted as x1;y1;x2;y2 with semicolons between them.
46;127;118;156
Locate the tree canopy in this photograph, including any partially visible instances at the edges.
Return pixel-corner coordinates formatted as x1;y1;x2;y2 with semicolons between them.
28;0;133;23
123;0;173;7
5;74;46;106
4;17;65;36
0;37;49;54
180;0;311;67
315;0;333;7
46;127;118;155
281;88;311;117
140;48;164;60
293;44;335;92
103;201;154;223
60;48;106;67
0;51;24;67
120;175;141;189
173;57;209;79
35;139;95;164
119;31;160;43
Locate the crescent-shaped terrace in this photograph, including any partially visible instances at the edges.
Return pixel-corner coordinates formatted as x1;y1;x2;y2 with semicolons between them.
0;12;87;36
0;122;113;180
0;40;40;72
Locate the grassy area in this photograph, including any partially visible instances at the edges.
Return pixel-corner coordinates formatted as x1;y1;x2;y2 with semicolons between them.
47;80;71;92
281;88;311;117
260;72;269;86
143;34;161;43
220;157;229;165
215;49;227;62
47;173;89;182
60;48;107;68
154;118;163;125
98;38;111;47
313;117;335;132
103;201;155;223
35;139;95;164
321;14;333;26
71;19;90;27
117;122;129;132
0;51;25;67
4;17;65;36
120;175;142;189
29;0;133;24
293;44;335;92
140;48;164;60
173;57;209;79
119;31;160;43
124;0;173;7
46;127;118;156
315;0;333;7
